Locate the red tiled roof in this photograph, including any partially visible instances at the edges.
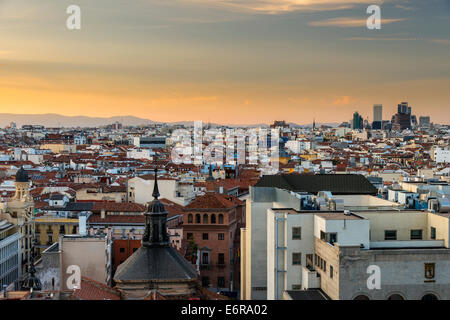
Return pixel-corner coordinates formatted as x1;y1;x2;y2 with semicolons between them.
185;193;243;210
73;277;121;300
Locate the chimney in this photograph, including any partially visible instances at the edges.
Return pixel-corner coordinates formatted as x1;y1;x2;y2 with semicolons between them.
79;212;87;236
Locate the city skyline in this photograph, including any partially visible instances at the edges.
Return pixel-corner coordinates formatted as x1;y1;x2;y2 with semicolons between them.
0;0;449;124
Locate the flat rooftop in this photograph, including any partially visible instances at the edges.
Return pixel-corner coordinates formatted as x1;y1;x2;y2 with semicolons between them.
316;212;364;220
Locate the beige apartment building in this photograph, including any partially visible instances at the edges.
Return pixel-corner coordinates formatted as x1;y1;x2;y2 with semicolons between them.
266;208;449;300
241;174;450;300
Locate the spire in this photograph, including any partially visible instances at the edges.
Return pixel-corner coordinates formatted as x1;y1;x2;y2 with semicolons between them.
142;168;169;247
152;168;160;199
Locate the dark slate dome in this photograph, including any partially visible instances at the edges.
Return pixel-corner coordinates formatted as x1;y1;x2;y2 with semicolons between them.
15;167;29;182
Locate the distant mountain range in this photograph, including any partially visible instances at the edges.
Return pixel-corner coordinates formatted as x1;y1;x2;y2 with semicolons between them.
0;113;339;128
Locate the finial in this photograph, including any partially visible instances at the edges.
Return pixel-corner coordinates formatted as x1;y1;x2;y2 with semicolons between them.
152;168;160;199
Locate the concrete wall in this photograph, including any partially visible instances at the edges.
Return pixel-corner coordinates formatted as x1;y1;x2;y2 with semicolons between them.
60;236;110;291
242;187;304;300
267;209;316;299
129;177;191;206
337;246;450;300
359;211;429;242
314;215;370;248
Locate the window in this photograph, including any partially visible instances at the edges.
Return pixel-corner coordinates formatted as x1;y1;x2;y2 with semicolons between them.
292;227;301;240
292;253;301;265
211;214;216;224
431;227;436;240
330;265;334;278
329;233;337;245
217;277;225;288
384;230;397;240
320;230;326;241
218;233;225;240
187;233;193;240
119;247;125;253
411;229;423;240
202;233;209;240
218;214;224;224
202;252;209;265
195;214;201;223
202;277;210;287
292;284;301;290
188;214;193;224
218;253;225;265
203;214;208;224
323;261;326;272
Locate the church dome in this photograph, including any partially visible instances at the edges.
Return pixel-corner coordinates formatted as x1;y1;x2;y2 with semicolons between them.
15;167;29;182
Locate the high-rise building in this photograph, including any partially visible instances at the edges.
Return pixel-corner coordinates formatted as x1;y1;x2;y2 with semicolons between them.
419;116;431;128
373;104;382;122
352;112;363;130
372;104;383;129
393;102;412;130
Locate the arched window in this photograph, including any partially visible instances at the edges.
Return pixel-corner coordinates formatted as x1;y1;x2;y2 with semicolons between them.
211;214;216;224
195;214;201;223
218;214;224;224
203;214;208;224
388;294;404;300
421;294;438;300
188;214;193;224
353;295;370;300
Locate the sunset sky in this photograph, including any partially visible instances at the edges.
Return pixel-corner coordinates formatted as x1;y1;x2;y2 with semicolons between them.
0;0;449;125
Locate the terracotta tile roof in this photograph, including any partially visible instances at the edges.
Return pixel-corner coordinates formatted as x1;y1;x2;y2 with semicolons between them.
184;193;243;210
73;277;121;300
159;198;185;217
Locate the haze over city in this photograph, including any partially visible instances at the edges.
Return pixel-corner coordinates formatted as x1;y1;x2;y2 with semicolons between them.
0;0;449;124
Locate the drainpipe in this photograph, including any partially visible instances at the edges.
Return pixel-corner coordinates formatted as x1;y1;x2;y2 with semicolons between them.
275;216;286;300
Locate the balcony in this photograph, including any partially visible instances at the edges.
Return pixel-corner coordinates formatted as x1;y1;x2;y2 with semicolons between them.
216;263;226;269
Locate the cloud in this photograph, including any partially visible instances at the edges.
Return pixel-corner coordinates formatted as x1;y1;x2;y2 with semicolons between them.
309;17;405;27
149;96;218;104
429;38;450;45
181;0;385;14
333;96;352;105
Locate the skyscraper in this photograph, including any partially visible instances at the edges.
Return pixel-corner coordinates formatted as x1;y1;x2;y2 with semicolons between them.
372;104;383;130
373;104;382;122
352;112;363;130
393;102;412;130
